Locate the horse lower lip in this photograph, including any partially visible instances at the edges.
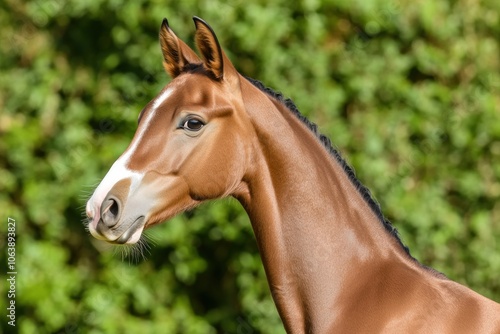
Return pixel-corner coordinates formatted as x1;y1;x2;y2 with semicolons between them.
112;216;145;244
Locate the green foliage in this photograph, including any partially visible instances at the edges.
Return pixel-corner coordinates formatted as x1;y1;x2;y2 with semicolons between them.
1;0;499;332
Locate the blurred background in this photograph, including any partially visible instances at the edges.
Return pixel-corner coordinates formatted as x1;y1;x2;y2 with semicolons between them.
1;0;499;333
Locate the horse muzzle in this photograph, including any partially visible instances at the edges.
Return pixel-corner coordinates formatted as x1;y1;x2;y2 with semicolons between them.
86;178;148;245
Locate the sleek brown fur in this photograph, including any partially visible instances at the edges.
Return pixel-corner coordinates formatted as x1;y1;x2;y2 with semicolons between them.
86;17;500;332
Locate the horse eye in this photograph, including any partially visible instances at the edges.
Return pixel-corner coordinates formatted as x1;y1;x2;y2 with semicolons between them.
183;118;204;131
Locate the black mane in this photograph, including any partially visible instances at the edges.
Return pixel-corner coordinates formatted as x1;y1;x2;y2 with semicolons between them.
244;76;414;258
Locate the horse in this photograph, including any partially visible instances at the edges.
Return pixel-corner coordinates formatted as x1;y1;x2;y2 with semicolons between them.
85;17;500;333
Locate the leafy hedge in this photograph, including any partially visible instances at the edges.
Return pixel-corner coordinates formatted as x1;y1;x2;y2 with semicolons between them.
1;0;499;333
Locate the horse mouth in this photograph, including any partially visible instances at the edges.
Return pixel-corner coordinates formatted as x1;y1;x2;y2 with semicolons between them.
93;216;146;245
113;216;146;244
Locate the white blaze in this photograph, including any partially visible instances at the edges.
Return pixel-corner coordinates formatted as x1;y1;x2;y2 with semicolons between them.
86;86;175;232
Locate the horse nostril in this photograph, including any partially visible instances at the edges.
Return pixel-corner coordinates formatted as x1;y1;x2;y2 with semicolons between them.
109;199;119;216
100;196;121;228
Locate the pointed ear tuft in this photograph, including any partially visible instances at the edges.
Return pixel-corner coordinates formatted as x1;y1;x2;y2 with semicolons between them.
159;18;200;78
193;17;224;79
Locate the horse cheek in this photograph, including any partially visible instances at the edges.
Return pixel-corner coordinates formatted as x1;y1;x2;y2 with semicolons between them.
187;142;243;200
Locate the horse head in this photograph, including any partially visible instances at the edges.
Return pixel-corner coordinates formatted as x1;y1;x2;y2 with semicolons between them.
86;18;254;244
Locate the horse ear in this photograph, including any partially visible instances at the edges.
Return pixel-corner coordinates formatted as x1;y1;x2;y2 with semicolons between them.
193;17;238;82
159;18;200;78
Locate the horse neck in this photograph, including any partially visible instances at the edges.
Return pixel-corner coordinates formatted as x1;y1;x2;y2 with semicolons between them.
234;79;419;331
